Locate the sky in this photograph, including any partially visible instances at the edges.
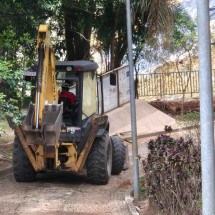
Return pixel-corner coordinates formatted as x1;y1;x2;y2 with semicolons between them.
181;0;215;20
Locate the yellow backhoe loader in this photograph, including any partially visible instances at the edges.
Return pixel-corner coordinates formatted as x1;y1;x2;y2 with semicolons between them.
10;24;126;185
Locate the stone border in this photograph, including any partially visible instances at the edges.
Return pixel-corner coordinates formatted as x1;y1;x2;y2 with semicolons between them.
120;124;199;141
125;191;139;215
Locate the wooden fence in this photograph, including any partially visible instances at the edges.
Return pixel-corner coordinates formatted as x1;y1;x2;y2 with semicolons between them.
138;70;215;98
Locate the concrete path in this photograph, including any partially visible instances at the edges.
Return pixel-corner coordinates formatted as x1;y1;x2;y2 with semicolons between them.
107;100;176;135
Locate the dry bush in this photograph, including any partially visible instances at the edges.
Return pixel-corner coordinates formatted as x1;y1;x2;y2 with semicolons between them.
142;135;201;215
150;100;200;115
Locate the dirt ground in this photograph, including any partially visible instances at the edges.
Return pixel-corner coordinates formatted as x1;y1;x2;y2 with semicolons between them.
0;128;13;171
0;133;152;215
0;170;131;215
0;99;202;215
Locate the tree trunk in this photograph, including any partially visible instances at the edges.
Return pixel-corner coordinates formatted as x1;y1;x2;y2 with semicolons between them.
135;65;139;99
110;38;115;70
64;8;92;61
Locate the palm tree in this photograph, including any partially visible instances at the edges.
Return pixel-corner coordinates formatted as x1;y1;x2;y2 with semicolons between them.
61;0;174;69
138;0;173;39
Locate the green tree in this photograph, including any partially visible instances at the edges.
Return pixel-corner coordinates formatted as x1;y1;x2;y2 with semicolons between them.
172;6;197;114
0;0;175;121
0;61;31;125
0;0;46;129
41;0;173;70
62;0;97;60
0;0;48;66
172;6;197;68
0;0;175;68
94;0;173;70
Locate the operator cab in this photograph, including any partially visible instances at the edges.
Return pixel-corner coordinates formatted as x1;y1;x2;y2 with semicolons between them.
56;61;98;128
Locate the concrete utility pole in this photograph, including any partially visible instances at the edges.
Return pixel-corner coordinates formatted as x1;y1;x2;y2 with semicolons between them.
197;0;215;214
125;0;140;200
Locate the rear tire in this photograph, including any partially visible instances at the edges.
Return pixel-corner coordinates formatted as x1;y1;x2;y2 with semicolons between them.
13;136;37;182
111;136;126;175
86;132;112;185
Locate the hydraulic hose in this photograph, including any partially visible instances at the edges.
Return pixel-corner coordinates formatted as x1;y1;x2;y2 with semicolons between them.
36;42;44;93
35;42;44;128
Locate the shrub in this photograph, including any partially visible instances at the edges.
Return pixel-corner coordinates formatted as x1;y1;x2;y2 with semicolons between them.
142;135;201;215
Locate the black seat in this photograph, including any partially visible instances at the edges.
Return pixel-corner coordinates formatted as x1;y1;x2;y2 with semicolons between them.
58;97;73;112
58;97;77;125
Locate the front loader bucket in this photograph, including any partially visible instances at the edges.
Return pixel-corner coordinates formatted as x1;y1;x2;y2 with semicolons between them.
23;103;63;146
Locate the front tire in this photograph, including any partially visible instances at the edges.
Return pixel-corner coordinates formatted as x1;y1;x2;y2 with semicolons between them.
86;132;112;185
111;136;126;175
13;136;37;182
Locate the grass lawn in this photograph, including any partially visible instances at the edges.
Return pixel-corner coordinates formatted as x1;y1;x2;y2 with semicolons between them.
175;111;200;126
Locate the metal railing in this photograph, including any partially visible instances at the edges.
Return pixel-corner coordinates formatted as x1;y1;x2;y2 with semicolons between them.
138;70;215;98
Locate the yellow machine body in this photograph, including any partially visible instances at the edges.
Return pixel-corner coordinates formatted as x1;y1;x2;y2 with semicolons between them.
34;24;58;127
15;24;102;173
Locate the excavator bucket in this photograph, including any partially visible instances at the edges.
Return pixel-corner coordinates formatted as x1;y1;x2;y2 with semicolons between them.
23;103;63;146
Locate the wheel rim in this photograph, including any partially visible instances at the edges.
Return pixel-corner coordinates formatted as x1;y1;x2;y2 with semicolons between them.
107;141;112;177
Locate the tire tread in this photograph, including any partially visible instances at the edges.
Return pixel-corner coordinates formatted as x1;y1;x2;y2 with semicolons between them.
86;132;111;185
111;136;125;175
13;136;37;182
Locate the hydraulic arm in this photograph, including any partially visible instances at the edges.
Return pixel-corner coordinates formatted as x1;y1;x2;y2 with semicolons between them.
23;24;63;147
35;24;59;128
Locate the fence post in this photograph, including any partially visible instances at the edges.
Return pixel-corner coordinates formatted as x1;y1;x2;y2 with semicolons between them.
138;70;200;98
160;74;162;99
116;70;120;107
100;76;104;114
190;70;193;98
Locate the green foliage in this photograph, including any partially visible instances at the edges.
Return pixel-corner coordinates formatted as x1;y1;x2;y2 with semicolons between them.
141;5;197;68
0;126;4;136
0;1;45;129
0;0;51;67
62;0;97;61
177;111;200;126
173;6;197;50
143;135;201;214
0;60;31;126
94;0;173;69
0;0;176;70
0;93;6;134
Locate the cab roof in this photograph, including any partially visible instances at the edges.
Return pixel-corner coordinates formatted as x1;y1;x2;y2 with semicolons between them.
56;60;98;72
24;60;98;77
